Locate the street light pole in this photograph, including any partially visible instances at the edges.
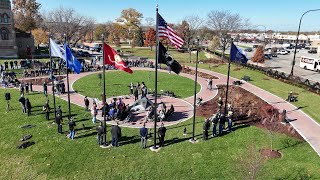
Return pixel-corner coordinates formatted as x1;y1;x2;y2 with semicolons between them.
256;25;267;47
290;9;320;77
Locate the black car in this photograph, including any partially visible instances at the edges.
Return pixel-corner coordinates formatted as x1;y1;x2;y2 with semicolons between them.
308;49;317;54
264;54;272;59
82;51;90;57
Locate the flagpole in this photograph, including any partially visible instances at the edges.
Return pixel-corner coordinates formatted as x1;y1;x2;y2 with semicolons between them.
48;34;57;122
190;37;199;143
152;4;160;150
64;34;72;121
224;41;233;124
102;34;108;146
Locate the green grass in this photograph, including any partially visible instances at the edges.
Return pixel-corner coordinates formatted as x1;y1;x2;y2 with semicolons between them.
189;63;320;124
118;47;208;63
0;88;319;179
73;70;200;99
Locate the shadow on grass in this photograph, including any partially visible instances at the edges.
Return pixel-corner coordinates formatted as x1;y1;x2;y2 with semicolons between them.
119;135;141;146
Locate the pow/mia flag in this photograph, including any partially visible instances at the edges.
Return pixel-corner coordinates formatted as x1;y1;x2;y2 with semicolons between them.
158;42;182;74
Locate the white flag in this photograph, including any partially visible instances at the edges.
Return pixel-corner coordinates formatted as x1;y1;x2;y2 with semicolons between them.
50;38;65;60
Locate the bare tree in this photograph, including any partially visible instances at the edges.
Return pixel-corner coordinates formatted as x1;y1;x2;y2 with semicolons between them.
238;142;265;180
145;17;155;27
43;6;95;43
207;10;249;60
183;15;203;63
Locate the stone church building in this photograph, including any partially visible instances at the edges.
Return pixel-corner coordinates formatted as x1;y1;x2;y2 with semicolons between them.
0;0;35;58
0;0;17;58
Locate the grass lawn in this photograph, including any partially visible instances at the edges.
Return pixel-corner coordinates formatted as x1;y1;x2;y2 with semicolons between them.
0;88;319;179
117;47;208;63
73;70;200;99
187;63;320;124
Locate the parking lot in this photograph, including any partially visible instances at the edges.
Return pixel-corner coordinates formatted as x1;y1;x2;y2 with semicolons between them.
238;43;320;83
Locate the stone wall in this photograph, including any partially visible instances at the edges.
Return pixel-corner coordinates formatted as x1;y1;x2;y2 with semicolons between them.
19;75;66;85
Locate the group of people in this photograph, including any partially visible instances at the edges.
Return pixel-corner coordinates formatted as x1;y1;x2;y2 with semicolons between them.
89;97;133;124
131;82;148;101
202;102;234;140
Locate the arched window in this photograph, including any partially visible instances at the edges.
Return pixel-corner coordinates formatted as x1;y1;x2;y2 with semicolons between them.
2;13;9;23
0;28;9;40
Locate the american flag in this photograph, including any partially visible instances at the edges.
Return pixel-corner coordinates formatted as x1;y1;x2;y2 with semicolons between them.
158;13;184;49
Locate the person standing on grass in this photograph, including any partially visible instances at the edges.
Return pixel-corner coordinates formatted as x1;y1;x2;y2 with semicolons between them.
84;96;89;111
43;82;47;95
140;123;148;149
18;94;26;113
91;102;98;124
19;83;24;96
43;101;50;120
158;123;167;147
130;82;134;95
25;98;31;116
25;83;29;94
97;123;105;145
203;118;210;140
30;82;33;92
111;123;121;147
55;113;63;134
68;119;76;140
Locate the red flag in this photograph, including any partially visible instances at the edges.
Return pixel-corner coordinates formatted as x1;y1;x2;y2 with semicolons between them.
103;43;133;74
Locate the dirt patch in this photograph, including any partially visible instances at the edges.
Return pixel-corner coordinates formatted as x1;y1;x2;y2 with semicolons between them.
260;148;282;159
196;85;304;140
182;66;218;79
200;58;224;64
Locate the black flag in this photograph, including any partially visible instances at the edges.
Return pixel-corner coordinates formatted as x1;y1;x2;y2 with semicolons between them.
158;42;182;74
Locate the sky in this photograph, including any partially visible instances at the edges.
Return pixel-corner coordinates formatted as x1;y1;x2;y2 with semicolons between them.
37;0;320;32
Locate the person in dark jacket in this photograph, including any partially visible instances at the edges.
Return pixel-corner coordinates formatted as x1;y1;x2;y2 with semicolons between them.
111;123;121;147
140;123;148;148
97;124;105;145
134;88;139;101
43;82;47;95
25;83;29;94
30;82;33;92
158;123;167;147
203;118;210;140
61;82;65;94
18;95;26;113
55;115;62;134
68;119;76;139
25;98;31;116
43;102;50;120
84;96;90;111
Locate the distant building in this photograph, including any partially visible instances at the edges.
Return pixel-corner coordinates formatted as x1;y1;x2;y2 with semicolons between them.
0;0;18;58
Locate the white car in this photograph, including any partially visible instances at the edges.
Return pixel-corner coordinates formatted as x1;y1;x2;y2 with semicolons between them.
277;50;289;55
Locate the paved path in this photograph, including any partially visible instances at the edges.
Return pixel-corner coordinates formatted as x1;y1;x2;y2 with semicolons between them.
29;66;320;156
187;66;320;157
31;68;216;129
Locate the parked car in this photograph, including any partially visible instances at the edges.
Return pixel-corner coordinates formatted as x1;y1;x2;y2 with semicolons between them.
277;50;289;55
264;54;272;59
304;46;311;50
82;51;90;57
308;49;317;54
244;48;253;52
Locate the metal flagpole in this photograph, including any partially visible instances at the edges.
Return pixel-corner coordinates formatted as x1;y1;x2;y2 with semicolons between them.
224;41;233;122
152;4;160;150
48;33;57;121
102;34;108;146
191;37;199;143
64;34;72;121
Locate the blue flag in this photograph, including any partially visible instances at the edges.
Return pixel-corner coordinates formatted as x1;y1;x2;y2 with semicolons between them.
64;44;82;74
230;42;248;64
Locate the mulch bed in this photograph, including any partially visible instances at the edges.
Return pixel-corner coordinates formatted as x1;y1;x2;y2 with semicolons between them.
196;85;304;141
182;66;218;79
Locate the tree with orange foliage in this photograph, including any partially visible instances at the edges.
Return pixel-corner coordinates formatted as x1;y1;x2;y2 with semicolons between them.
145;28;156;51
251;46;265;64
